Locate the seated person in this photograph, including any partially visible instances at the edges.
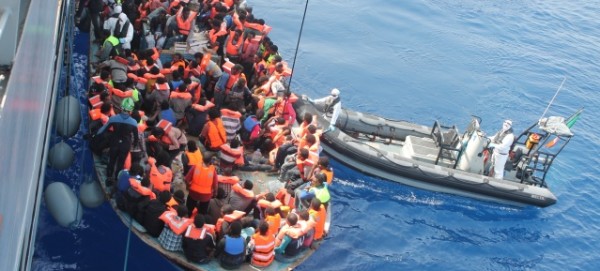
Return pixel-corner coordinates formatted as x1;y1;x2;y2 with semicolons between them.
249;221;276;268
216;221;247;269
309;198;328;241
142;191;172;238
297;173;330;210
158;205;192;252
274;213;305;257
182;215;216;264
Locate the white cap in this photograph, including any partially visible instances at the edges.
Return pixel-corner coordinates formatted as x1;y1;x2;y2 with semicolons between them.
113;5;122;14
504;119;512;127
331;88;340;97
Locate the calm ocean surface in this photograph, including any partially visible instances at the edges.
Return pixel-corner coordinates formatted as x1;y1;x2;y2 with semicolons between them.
33;0;600;270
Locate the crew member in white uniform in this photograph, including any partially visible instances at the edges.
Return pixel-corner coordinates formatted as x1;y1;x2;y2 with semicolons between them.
489;119;515;179
307;88;342;133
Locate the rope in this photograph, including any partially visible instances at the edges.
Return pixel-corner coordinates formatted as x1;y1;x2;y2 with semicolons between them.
287;0;310;92
123;215;133;271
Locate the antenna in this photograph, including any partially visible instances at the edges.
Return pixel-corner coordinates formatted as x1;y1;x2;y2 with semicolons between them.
287;0;310;92
539;77;566;121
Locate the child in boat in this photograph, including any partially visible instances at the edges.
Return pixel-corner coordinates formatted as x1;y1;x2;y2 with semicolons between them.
249;221;276;268
274;212;305;258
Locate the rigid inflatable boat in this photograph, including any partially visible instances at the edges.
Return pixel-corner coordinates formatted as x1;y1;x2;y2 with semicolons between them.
294;98;581;207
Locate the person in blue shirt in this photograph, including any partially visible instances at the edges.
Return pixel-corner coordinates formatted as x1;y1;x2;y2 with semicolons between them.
97;98;139;185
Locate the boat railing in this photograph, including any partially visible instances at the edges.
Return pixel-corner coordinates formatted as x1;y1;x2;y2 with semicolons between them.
430;121;462;168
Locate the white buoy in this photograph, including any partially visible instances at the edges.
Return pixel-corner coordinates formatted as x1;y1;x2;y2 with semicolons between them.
55;96;82;138
79;176;105;208
47;141;75;170
44;182;83;228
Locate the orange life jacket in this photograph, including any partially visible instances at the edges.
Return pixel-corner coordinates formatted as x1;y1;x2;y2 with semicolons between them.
189;164;216;195
176;8;197;35
89;108;109;124
219;144;244;166
154;82;170;92
128;178;156;200
205;119;227;149
170;91;192;100
199;53;212;74
185;149;203;167
309;204;327;240
89;95;104;109
157;119;173;133
148;157;173;192
265;214;281;237
251;233;275;267
215;210;246;236
159;211;192;235
226;33;244;57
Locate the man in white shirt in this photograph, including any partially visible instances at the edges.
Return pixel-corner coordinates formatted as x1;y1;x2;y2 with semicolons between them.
489;119;515;179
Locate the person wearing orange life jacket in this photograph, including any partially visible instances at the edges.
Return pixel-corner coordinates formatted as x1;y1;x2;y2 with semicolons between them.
147;153;173;193
215;204;245;239
208;19;229;58
225;29;244;63
148;76;170;104
91;70;113;92
281;148;315;193
219;137;244;171
220;104;243;142
249;221;275;267
186;97;214;137
182;141;203;176
193;52;223;100
256;192;282;218
182;215;216;264
158;205;192;252
97;54;129;90
274;213;305;257
227;77;252;113
201;108;227;151
89;102;111;127
308;198;327;241
308;156;334;186
169;84;192;123
184;154;218;216
229;180;267;217
216;168;240;198
264;206;282;236
214;64;245;109
184;78;202;104
175;6;198;36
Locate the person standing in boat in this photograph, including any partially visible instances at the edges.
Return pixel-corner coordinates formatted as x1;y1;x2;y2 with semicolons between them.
306;88;341;133
488;119;515;179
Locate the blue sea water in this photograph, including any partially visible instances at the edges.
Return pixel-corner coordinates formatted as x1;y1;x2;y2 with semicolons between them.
33;0;600;270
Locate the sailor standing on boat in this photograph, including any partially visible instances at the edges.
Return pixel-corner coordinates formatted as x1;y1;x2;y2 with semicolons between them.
488;119;515;179
306;88;342;133
103;6;134;50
